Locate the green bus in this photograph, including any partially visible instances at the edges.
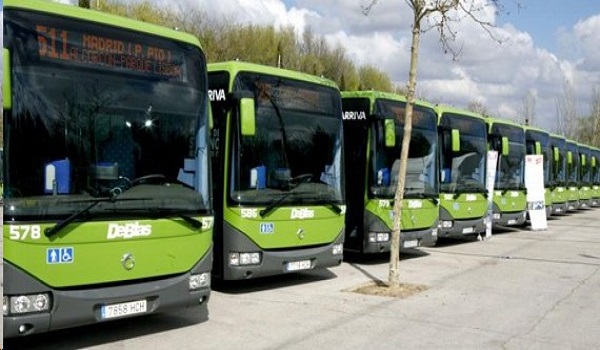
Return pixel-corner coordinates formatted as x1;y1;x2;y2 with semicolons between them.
3;0;214;337
549;134;568;214
341;91;438;254
436;106;488;238
524;126;553;218
485;118;527;227
578;143;593;209
591;147;600;207
207;61;345;280
565;139;581;211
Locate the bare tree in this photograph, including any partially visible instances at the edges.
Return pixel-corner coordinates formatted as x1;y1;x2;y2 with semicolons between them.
467;99;489;116
521;89;536;126
575;86;600;147
363;0;505;289
556;79;579;138
590;87;600;147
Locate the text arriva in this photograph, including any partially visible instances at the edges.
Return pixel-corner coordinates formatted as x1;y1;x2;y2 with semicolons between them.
208;89;226;102
342;111;367;120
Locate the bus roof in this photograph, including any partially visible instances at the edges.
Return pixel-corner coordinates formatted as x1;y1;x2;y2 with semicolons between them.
434;104;486;122
484;117;524;130
207;61;339;89
523;125;548;133
4;0;202;49
340;90;436;110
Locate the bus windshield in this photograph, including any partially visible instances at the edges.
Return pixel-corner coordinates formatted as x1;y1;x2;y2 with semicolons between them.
439;114;487;194
369;102;438;199
4;10;211;217
492;124;525;190
580;149;591;184
566;143;579;184
551;137;566;184
229;73;344;205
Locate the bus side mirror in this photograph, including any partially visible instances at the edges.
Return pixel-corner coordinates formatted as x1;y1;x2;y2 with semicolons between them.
567;151;572;164
553;147;559;162
535;141;541;155
501;136;509;156
3;49;12;109
384;119;396;147
208;104;214;130
239;97;256;136
451;129;460;152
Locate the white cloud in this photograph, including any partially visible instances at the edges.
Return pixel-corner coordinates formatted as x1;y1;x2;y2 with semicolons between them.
573;14;600;71
150;0;599;132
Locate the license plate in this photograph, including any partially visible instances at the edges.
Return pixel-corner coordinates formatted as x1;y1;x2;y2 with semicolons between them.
507;219;517;225
285;260;311;272
403;240;418;248
101;300;147;320
462;227;474;234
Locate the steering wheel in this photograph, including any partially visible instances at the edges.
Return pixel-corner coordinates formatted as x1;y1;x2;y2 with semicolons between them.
291;173;313;184
131;174;167;186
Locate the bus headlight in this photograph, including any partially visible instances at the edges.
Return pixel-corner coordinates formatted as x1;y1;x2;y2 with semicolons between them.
189;272;211;290
441;221;453;228
493;213;501;220
5;293;51;315
332;243;343;255
229;252;262;266
368;232;390;243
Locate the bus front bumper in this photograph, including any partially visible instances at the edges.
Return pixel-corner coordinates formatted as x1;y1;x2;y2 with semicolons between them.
3;250;212;338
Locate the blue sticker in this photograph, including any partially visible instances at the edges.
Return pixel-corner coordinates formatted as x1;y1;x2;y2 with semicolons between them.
47;247;74;264
259;223;274;234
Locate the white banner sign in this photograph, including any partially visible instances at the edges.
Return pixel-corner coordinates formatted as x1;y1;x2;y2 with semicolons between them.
485;151;498;239
525;155;547;231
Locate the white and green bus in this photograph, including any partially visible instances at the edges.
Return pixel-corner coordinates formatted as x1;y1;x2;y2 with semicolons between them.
3;0;213;337
549;133;568;214
486;117;527;227
207;61;345;280
341;90;439;254
524;126;554;218
436;106;489;238
564;139;581;211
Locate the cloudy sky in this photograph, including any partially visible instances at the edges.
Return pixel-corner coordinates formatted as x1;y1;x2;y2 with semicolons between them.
147;0;597;133
28;0;600;133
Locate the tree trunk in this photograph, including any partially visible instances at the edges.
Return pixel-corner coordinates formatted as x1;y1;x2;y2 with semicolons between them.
388;21;422;287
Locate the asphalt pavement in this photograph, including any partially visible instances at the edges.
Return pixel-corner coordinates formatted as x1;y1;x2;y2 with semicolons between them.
4;208;600;349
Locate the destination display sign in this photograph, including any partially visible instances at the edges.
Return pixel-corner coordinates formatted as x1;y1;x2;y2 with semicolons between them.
35;24;183;80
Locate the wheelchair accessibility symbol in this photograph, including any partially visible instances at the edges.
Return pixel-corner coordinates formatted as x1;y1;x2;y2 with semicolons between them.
47;247;74;264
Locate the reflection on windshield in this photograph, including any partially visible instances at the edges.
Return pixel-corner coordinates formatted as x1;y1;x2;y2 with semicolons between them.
440;135;487;193
495;144;525;190
229;75;344;205
369;127;438;199
4;10;210;217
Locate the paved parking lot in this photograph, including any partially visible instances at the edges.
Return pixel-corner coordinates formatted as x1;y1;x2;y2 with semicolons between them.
4;208;600;349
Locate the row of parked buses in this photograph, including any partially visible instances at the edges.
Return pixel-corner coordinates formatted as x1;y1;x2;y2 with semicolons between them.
4;0;599;339
341;90;600;255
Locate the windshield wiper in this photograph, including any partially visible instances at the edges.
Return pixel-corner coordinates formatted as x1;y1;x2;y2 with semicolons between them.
404;191;440;204
453;186;488;199
44;198;109;238
260;175;314;217
300;197;344;215
143;208;203;229
44;196;155;238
